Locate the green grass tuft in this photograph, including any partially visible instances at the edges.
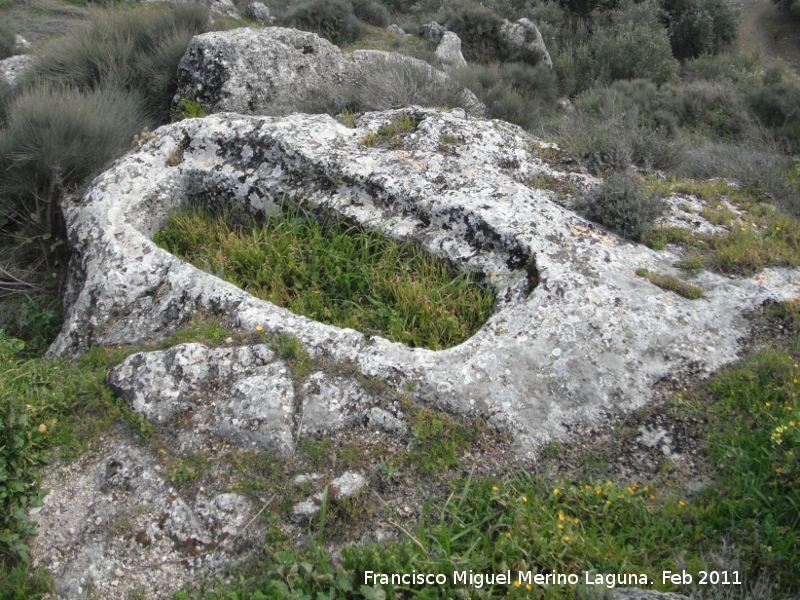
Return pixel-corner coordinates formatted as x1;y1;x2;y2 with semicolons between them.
636;268;704;299
153;204;494;349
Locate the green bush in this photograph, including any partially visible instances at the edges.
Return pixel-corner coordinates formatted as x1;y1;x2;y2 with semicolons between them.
0;85;148;236
749;83;800;151
575;172;665;241
553;41;594;96
667;80;751;140
351;0;390;27
591;25;679;85
283;0;365;44
0;337;49;561
31;4;209;123
452;61;558;129
682;51;764;88
663;0;740;58
555;92;684;173
0;24;14;61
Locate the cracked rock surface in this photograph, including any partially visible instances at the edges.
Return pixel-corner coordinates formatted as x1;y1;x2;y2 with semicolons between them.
172;27;481;117
30;443;256;600
50;106;800;457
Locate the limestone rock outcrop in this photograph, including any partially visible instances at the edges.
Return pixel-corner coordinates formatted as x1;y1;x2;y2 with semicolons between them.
0;54;34;86
30;445;255;599
434;31;468;70
419;21;446;44
172;27;481;117
50;106;800;457
500;18;553;69
245;1;273;24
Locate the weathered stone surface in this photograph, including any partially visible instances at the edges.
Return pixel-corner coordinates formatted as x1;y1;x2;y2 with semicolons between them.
172;27;479;117
387;23;406;35
300;372;369;435
209;0;240;19
499;18;553;69
106;342;388;452
292;471;367;520
14;34;31;53
51;107;800;458
368;407;408;434
434;31;467;71
419;21;446;44
0;54;34;86
30;443;255;600
107;344;296;455
330;471;366;501
245;1;273;24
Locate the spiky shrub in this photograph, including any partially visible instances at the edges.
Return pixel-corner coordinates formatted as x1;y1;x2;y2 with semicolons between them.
282;0;365;44
31;4;209;123
0;85;148;236
749;83;800;152
351;54;468;112
451;62;558;129
575;172;665;242
0;24;14;60
351;0;390;27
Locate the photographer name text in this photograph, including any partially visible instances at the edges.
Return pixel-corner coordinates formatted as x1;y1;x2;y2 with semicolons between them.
364;569;742;589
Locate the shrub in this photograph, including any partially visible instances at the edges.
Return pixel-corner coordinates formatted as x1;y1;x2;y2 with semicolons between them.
31;4;209;123
452;62;558;129
0;337;50;561
351;0;391;27
591;25;679;85
351;54;470;112
554;93;684;173
678;140;797;212
440;0;506;63
283;0;365;44
663;0;740;58
682;51;764;88
0;24;15;60
749;83;800;151
0;85;148;236
575;172;665;241
666;80;752;140
553;41;594;97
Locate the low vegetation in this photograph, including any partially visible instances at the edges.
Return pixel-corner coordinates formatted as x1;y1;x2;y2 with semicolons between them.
646;177;800;275
635;268;704;299
154;203;495;349
176;302;800;599
574;172;664;242
3;0;800;596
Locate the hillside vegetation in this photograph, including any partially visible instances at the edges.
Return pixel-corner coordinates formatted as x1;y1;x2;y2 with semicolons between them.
1;0;800;597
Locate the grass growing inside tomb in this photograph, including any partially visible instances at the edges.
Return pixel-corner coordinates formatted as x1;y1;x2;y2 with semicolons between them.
153;205;494;349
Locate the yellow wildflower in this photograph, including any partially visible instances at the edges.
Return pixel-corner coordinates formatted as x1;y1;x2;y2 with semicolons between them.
256;325;264;332
553;488;560;495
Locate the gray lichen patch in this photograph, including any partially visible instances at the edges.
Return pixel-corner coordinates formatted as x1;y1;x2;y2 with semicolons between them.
51;107;800;458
